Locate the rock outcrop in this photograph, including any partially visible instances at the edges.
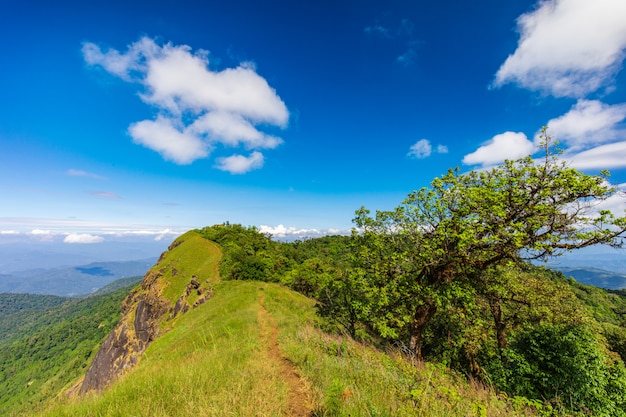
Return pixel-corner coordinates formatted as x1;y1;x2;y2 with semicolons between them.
79;231;219;393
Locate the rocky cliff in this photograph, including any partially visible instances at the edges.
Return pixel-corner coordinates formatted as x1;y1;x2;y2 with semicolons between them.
79;231;221;393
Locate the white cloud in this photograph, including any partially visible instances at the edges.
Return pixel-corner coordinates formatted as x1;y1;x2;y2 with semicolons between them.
102;228;181;241
0;230;20;235
128;116;210;164
544;100;626;151
408;139;432;159
28;229;56;242
463;131;535;167
259;224;347;240
407;139;448;159
82;36;160;81
568;142;626;169
215;151;264;174
83;37;288;170
594;183;626;214
189;111;283;149
64;233;105;244
67;169;106;180
30;229;53;235
494;0;626;97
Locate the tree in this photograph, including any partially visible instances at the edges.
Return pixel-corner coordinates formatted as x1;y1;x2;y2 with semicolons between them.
353;129;626;359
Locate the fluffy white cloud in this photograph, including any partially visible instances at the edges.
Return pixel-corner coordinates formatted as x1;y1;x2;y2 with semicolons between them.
128;116;210;164
408;139;432;159
83;37;159;80
83;37;288;170
63;233;105;244
215;151;264;174
407;139;448;159
494;0;626;97
189;111;283;149
463;132;535;167
545;100;626;151
0;230;20;235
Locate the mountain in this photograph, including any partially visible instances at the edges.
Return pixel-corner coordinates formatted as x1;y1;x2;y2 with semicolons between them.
4;227;625;416
0;258;157;296
553;266;626;290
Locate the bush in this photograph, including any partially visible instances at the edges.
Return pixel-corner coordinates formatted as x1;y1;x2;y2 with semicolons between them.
502;323;626;416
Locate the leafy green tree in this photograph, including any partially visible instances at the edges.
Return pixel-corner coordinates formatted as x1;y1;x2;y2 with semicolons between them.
353;129;626;359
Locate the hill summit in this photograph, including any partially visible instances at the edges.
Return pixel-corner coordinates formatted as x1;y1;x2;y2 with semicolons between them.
79;231;220;393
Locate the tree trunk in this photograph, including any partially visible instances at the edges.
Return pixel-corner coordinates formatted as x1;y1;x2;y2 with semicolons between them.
488;295;508;351
408;302;438;360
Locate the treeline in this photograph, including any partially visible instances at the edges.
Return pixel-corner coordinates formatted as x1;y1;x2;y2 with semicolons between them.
198;132;626;416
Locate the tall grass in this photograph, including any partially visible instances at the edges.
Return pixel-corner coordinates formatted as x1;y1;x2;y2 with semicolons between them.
34;282;537;417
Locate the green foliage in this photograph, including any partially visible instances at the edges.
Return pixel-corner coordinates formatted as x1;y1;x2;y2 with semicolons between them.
503;323;626;416
198;223;281;282
0;293;70;315
0;294;72;343
0;285;135;416
352;130;626;360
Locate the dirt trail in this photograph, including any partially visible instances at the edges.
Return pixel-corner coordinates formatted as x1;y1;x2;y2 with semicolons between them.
258;292;312;417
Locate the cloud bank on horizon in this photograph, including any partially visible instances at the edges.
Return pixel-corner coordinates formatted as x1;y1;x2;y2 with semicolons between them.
83;37;289;174
461;0;626;170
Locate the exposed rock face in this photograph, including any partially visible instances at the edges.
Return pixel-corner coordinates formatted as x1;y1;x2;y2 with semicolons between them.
79;271;169;393
79;232;218;393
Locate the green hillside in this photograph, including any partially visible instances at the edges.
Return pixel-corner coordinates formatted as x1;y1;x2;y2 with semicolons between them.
34;281;532;417
0;285;135;415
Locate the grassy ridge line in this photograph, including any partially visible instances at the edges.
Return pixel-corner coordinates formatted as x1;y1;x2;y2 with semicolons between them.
35;281;292;417
36;281;535;416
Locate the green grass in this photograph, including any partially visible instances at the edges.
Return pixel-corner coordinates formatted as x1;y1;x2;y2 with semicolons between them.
34;281;536;417
35;281;291;417
262;284;538;417
157;231;221;304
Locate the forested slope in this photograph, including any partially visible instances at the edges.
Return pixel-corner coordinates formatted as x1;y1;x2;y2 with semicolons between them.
0;285;136;415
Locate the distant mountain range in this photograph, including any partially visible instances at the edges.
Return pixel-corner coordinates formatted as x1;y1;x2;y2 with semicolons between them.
552;267;626;290
0;258;156;296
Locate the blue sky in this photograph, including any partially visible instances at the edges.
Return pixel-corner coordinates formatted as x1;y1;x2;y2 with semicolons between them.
2;0;626;250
